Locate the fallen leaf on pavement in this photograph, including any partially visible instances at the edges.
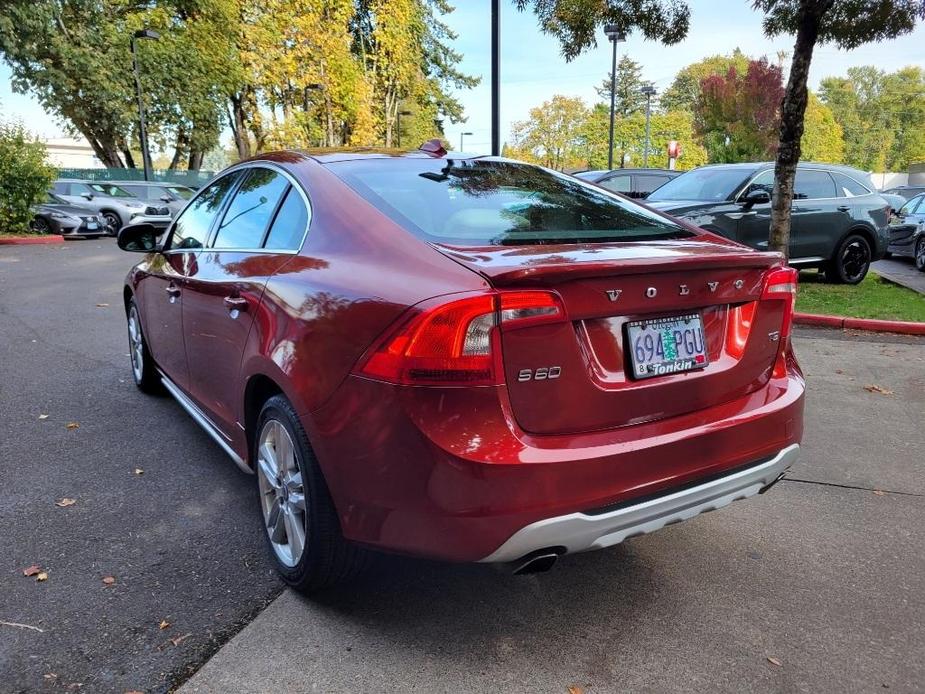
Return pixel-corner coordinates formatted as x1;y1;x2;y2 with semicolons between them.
102;576;116;586
169;633;191;647
834;369;843;374
36;572;49;582
38;414;49;420
22;564;41;577
55;498;77;507
863;384;893;395
95;303;109;308
43;673;57;680
873;490;886;496
767;656;782;666
159;620;170;630
124;690;143;694
133;468;144;475
567;687;584;694
66;422;80;430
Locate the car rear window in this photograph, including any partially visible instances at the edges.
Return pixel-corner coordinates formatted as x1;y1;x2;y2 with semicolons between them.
330;158;690;246
646;167;753;202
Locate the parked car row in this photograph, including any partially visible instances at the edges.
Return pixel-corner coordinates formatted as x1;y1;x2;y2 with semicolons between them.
578;162;925;280
30;179;196;238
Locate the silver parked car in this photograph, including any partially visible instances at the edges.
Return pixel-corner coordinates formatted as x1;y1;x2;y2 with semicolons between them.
52;180;172;234
111;181;195;217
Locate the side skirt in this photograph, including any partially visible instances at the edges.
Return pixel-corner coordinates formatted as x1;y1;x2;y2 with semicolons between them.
158;371;253;475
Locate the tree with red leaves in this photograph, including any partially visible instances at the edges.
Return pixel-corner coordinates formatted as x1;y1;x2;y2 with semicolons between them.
694;59;785;163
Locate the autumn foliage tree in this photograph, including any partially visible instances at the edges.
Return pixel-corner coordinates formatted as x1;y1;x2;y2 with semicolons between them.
694;58;785;163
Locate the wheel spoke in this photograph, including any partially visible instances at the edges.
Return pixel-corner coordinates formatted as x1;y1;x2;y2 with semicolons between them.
275;426;294;476
257;453;280;490
283;506;305;561
267;499;286;542
288;490;306;511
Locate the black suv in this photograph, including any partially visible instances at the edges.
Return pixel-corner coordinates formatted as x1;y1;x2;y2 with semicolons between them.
647;163;890;284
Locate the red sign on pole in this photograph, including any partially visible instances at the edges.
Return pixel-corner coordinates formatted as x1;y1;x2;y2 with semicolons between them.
667;140;682;159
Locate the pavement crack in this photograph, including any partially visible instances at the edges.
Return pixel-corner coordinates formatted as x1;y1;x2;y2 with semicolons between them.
782;477;924;498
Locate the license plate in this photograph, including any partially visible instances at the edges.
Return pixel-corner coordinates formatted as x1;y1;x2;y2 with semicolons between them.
626;313;708;380
87;222;98;230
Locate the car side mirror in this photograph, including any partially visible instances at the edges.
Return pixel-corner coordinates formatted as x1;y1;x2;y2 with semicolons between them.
117;223;160;253
741;189;771;206
160;195;172;203
82;192;94;200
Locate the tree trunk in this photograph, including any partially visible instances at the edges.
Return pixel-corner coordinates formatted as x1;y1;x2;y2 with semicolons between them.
122;147;136;169
168;128;187;170
188;150;204;171
768;0;832;259
229;94;251;160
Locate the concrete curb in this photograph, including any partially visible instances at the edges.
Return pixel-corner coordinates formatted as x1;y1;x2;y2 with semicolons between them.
795;312;925;336
0;235;65;245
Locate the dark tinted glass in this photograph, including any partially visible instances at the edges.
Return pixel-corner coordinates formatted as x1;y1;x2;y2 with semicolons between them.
264;187;309;250
169;172;240;250
647;168;752;202
213;168;289;249
899;195;924;215
52;182;67;194
636;175;671;194
833;173;869;197
794;170;836;199
332;159;689;246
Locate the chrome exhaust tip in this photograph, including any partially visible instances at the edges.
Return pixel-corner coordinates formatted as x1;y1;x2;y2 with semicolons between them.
511;550;562;575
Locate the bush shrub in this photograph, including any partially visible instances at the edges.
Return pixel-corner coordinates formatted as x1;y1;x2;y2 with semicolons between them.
0;122;57;234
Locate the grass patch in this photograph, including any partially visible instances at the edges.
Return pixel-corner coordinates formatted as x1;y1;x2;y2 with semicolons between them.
796;271;925;322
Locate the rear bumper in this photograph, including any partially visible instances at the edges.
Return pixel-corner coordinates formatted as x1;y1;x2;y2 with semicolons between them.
480;444;799;562
309;350;804;563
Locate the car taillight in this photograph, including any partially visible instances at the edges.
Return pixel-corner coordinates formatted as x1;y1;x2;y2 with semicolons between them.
761;266;798;341
356;290;565;386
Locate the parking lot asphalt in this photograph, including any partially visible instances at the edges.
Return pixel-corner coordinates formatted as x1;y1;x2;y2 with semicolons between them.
2;241;924;694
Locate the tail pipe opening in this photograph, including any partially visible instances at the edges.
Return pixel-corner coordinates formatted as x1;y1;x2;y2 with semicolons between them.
511;548;565;575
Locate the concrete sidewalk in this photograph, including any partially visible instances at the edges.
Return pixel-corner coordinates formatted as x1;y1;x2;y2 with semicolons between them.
180;330;925;694
872;257;925;294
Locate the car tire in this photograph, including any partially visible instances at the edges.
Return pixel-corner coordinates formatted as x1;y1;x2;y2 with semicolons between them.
127;299;162;394
31;217;52;234
254;395;370;594
915;237;925;273
825;233;871;285
102;211;121;236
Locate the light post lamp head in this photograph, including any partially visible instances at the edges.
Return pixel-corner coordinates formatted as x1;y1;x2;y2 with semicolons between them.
603;24;626;43
133;28;160;41
641;84;657;99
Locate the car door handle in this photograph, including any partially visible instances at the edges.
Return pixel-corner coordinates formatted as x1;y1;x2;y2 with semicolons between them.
837;205;851;212
223;296;248;312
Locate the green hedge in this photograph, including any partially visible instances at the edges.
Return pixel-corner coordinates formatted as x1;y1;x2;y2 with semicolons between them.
0;123;57;234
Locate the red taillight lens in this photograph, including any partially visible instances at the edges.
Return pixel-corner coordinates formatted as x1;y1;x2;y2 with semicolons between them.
761;266;798;340
356;290;565;386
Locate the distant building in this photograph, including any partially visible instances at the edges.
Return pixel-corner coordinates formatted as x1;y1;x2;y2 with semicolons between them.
43;137;102;169
909;162;925;186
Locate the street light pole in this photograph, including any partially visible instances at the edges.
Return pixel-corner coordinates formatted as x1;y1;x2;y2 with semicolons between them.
131;29;160;181
460;131;473;151
641;85;657;168
603;24;626;171
491;0;500;156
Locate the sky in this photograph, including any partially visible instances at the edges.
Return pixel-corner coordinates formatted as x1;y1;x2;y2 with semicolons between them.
2;1;924;155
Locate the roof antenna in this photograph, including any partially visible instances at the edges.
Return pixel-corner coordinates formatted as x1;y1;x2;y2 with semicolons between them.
419;139;447;157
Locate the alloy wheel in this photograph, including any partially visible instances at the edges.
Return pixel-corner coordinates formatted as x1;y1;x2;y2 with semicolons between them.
32;217;51;234
127;306;144;383
916;237;925;272
103;212;121;234
256;419;307;567
840;238;870;283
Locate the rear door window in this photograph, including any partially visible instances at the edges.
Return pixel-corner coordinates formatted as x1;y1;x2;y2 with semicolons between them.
635;175;671;195
168;172;240;251
212;168;289;250
264;187;309;250
899;195;924;215
794;170;837;200
833;173;870;197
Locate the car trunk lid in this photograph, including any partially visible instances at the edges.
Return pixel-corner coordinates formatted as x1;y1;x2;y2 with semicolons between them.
435;240;788;435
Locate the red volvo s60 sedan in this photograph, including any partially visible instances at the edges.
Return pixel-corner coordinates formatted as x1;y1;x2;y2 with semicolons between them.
117;144;804;592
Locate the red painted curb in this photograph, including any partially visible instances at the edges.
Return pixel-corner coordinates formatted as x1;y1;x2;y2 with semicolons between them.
0;235;65;245
795;312;925;336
